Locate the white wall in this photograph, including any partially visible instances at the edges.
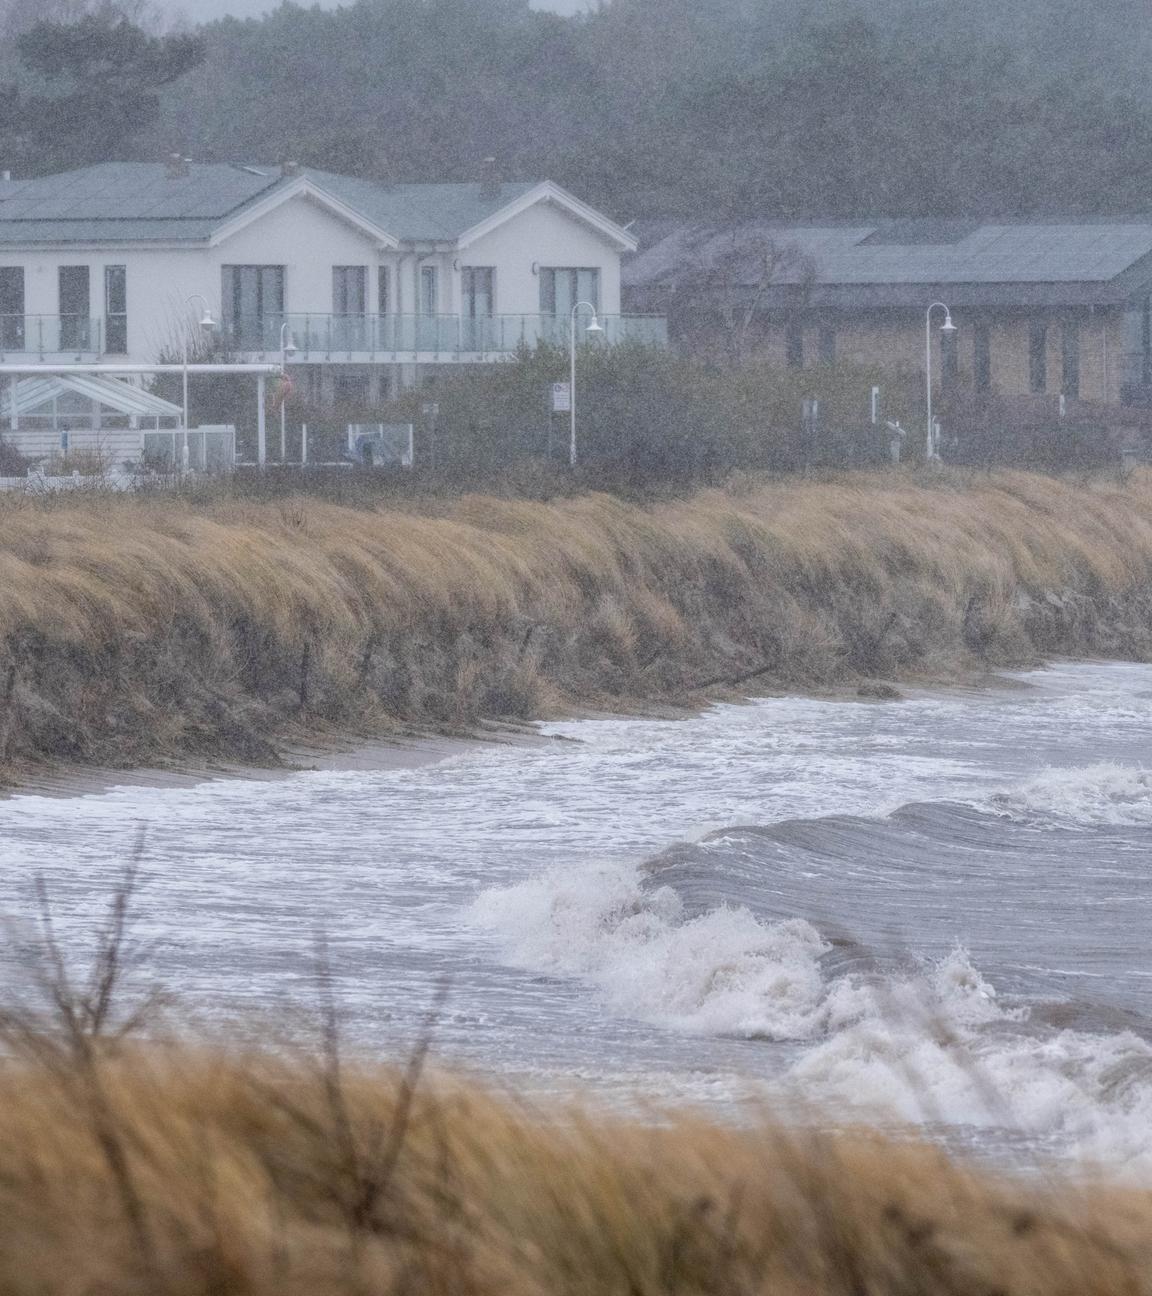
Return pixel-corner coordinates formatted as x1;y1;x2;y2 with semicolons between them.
461;201;624;316
0;190;628;365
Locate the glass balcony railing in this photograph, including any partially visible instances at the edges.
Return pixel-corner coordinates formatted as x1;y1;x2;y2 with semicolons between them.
227;313;668;359
0;315;104;355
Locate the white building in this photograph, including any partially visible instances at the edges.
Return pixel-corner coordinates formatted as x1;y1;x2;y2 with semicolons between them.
0;158;664;410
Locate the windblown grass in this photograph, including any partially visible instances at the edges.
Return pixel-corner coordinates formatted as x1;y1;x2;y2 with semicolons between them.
3;468;1152;776
0;1035;1150;1295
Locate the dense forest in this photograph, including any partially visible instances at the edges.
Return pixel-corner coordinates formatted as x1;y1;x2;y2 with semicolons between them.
1;0;1152;222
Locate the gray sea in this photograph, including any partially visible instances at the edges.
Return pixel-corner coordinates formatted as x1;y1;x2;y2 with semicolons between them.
1;660;1150;1175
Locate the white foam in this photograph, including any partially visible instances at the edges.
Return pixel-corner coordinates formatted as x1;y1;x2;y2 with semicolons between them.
988;763;1152;828
470;858;1152;1177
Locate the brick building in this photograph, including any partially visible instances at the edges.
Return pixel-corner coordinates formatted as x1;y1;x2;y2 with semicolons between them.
623;219;1152;404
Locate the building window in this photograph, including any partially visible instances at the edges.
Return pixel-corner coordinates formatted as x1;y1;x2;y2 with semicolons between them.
462;267;495;317
222;265;285;349
785;320;803;369
974;320;992;394
0;266;24;350
1029;320;1047;393
940;326;959;393
378;266;391;316
104;266;127;354
818;325;835;364
1062;318;1080;398
333;266;367;317
1124;297;1152;393
419;265;438;315
333;266;367;348
59;265;90;350
540;268;600;316
332;372;370;408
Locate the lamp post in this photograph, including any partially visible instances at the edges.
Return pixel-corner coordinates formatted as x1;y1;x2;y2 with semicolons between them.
279;320;298;462
569;300;603;467
925;301;956;462
183;294;216;471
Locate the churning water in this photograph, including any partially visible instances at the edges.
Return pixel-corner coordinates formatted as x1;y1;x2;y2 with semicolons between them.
1;661;1151;1175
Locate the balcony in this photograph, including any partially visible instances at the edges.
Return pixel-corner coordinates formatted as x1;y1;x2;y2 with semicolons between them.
0;315;106;359
228;313;668;362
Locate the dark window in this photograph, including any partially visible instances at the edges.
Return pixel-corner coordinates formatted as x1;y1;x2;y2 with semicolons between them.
333;266;367;348
59;265;90;350
332;372;369;407
1062;318;1080;398
785;321;804;369
540;268;600;315
0;266;24;349
333;266;367;316
104;265;127;354
222;265;285;349
974;320;991;393
378;266;391;315
1029;321;1047;393
419;265;438;315
818;325;835;364
1144;299;1152;387
941;327;959;393
462;267;495;317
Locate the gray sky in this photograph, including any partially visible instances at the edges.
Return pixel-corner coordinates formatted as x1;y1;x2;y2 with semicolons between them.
165;0;590;22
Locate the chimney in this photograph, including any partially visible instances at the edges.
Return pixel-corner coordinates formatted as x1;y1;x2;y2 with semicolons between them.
479;157;500;202
166;152;189;179
281;160;301;178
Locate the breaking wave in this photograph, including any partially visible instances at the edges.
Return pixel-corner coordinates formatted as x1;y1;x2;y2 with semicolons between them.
986;762;1152;827
469;763;1152;1175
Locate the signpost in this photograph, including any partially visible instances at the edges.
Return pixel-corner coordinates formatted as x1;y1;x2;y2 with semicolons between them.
551;382;571;413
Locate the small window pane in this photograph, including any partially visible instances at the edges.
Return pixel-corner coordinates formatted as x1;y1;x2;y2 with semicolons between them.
378;266;391;315
1029;321;1048;393
420;266;438;315
1062;318;1080;398
59;266;90;350
974;320;991;393
104;266;126;354
0;267;24;349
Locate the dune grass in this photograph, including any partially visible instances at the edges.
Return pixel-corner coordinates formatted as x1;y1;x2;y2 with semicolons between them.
0;861;1146;1296
2;468;1152;777
3;1042;1151;1296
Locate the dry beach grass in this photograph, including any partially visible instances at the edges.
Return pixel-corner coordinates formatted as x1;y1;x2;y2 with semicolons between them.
2;468;1152;777
0;1031;1150;1296
1;861;1149;1296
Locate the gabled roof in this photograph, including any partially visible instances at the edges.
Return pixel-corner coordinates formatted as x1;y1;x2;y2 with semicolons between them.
625;218;1152;308
301;170;539;242
0;162;632;249
6;373;183;419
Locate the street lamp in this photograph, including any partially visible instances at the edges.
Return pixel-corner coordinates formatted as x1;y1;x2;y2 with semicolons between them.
279;320;298;462
183;294;216;471
925;301;956;462
569;300;603;467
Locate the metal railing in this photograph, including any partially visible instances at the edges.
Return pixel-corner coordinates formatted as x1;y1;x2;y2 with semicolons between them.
226;313;668;359
0;315;104;355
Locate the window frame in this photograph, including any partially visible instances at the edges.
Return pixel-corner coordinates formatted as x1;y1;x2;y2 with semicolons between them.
222;264;286;349
540;267;601;316
1061;317;1080;399
59;265;91;350
1029;320;1048;394
104;265;127;354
